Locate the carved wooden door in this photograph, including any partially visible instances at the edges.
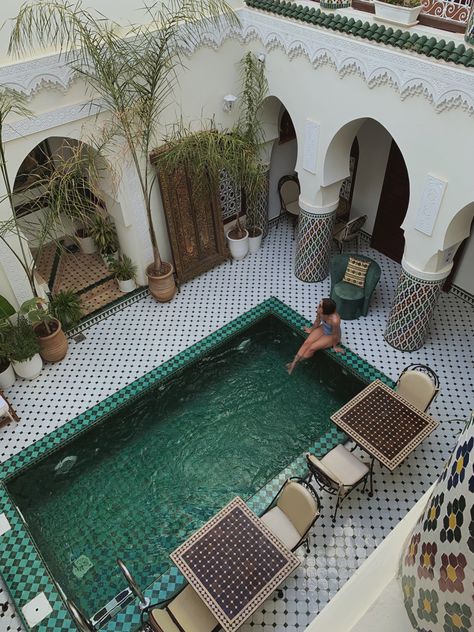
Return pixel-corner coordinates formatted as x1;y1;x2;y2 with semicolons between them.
158;166;228;284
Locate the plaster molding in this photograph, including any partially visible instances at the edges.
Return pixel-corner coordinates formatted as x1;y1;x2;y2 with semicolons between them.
237;9;474;115
1;9;473;117
401;257;451;281
299;197;338;214
3;101;103;142
414;174;448;236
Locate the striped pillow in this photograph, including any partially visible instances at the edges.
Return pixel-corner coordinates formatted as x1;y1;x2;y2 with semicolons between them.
342;257;370;287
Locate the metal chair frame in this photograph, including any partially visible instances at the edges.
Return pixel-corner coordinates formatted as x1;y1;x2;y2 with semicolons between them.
305;452;371;523
277;175;300;237
260;476;321;553
332;214;367;253
396;363;440;412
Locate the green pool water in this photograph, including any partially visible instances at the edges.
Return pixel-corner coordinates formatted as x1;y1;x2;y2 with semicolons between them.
7;314;364;617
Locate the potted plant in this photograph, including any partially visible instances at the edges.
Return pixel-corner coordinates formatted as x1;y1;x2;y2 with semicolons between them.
11;0;238;300
109;255;137;293
0;295;16;388
20;297;68;363
373;0;423;26
89;213;119;264
1;316;42;380
49;290;83;331
75;224;97;254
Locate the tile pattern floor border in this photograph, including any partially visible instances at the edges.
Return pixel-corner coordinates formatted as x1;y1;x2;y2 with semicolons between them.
0;219;472;632
0;295;389;632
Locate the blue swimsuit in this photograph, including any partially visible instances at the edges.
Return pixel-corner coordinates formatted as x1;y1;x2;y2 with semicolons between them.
321;319;333;336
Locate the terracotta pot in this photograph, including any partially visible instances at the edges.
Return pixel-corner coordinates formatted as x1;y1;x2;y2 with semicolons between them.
146;262;176;302
12;354;43;380
34;319;68;363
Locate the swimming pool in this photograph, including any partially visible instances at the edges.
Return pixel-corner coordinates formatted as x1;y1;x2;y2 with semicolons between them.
0;298;391;631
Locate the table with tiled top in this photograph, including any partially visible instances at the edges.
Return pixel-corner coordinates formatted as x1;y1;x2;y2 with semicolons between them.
170;496;299;632
330;379;439;471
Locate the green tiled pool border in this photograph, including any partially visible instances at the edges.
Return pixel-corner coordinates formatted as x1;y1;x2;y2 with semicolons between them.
0;297;393;632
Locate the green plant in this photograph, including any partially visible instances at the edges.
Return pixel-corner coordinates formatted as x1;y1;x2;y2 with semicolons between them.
379;0;421;6
0;295;15;321
10;0;239;277
0;316;40;363
49;290;83;330
109;255;137;281
89;213;119;255
20;297;56;336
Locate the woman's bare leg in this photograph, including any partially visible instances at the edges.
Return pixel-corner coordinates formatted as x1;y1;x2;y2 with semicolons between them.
287;331;332;374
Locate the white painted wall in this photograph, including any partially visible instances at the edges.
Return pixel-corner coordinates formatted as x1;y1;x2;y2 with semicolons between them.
350;120;392;234
453;230;474;295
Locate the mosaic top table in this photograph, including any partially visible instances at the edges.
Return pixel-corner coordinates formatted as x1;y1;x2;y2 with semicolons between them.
170;496;300;632
330;379;439;471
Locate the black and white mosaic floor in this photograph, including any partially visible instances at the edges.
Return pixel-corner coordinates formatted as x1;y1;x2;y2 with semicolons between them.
1;220;472;632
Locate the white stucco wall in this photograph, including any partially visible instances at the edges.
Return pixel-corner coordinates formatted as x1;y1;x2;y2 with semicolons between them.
453;231;474;294
350;120;392;235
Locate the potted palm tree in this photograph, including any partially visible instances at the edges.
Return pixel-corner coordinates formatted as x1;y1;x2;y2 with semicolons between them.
10;0;238;301
20;298;68;363
1;316;42;380
109;255;137;293
0;295;16;389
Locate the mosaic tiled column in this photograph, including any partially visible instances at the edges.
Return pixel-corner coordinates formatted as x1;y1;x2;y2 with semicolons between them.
295;209;336;282
400;413;474;631
384;268;444;352
465;4;474;44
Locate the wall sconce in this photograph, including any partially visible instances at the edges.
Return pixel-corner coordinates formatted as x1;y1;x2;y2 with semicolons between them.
223;94;237;112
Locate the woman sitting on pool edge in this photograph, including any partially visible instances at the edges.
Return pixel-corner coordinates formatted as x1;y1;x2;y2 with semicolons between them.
287;298;344;375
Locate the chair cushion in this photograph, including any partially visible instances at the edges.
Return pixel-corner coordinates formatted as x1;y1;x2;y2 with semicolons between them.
276;480;319;536
342;257;370;287
333;281;365;301
168;585;218;632
397;371;437;412
260;506;302;550
286;201;300;216
321;445;369;487
149;608;180;632
306;453;342;488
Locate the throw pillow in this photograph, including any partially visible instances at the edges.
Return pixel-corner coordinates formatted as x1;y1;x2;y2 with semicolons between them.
342;257;370;287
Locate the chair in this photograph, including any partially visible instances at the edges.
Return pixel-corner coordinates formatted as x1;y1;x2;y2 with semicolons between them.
0;390;19;428
142;584;220;632
260;477;320;553
305;446;371;522
332;215;367;253
277;175;300;237
330;253;381;320
396;364;440;412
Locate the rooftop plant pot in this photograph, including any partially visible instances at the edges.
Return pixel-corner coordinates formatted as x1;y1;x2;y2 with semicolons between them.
12;354;43;380
146;262;176;302
0;362;15;389
227;228;249;260
118;278;136;293
75;229;98;255
33;318;68;363
373;0;423;25
248;227;263;254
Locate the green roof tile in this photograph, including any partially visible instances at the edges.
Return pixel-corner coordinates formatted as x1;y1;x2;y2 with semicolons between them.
245;0;474;68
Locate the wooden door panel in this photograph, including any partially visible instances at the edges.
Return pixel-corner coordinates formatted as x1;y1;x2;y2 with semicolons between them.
158;165;229;284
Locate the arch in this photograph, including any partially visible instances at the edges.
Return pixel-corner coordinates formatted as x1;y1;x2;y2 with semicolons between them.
441;202;474;251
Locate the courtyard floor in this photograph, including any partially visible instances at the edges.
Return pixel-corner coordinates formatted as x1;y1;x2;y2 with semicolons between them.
1;219;472;632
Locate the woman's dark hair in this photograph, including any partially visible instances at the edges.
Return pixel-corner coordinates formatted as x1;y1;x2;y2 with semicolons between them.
321;298;337;315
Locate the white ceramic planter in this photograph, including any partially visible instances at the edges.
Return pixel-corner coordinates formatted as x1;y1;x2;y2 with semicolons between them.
248;229;263;254
12;354;43;380
226;229;249;260
118;278;136;293
373;0;423;25
76;234;98;255
0;363;15;389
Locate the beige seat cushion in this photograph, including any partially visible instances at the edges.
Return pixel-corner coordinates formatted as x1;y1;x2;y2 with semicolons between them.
276;481;319;536
307;453;342;489
149;608;180;632
168;585;218;632
396;371;436;412
286;200;300;216
260;506;302;550
321;444;369;487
